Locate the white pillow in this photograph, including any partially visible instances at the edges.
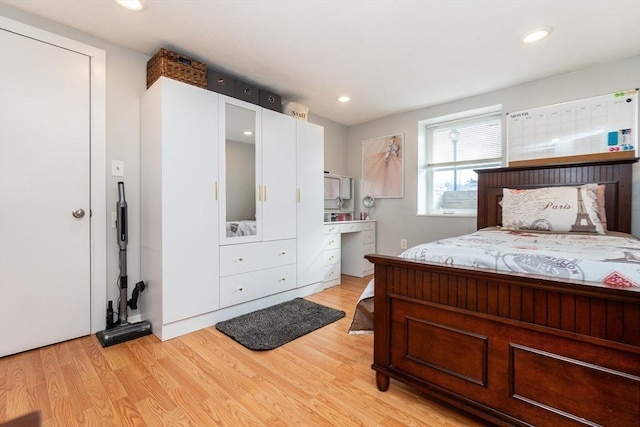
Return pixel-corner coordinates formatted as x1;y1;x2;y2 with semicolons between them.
502;184;605;234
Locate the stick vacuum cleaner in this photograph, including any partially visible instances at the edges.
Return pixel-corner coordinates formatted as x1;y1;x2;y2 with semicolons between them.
97;182;152;347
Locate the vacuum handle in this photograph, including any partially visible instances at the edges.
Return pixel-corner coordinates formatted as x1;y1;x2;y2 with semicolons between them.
117;181;127;250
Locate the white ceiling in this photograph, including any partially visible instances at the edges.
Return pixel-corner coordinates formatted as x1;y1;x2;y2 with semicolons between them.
2;0;639;126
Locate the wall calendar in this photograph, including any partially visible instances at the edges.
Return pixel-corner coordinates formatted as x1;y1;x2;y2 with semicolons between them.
507;89;638;164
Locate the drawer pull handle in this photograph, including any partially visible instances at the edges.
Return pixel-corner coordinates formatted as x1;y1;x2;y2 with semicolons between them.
280;277;286;282
329;255;334;260
279;251;286;255
237;257;244;262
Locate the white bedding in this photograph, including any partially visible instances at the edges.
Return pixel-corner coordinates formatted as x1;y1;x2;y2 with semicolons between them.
226;220;257;237
348;228;640;334
400;228;640;291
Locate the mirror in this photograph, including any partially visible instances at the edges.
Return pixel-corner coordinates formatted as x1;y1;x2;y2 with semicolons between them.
363;195;375;208
324;176;340;199
225;103;257;238
363;195;375;218
324;174;352;200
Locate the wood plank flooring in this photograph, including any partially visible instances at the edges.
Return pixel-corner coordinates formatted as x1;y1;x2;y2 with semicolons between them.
0;275;486;426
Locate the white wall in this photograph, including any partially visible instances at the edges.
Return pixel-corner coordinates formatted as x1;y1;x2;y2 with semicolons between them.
348;56;640;256
310;113;349;175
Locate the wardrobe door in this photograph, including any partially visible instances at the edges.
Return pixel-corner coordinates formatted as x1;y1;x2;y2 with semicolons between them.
141;77;219;338
219;96;262;244
262;108;297;241
161;79;220;323
296;120;324;288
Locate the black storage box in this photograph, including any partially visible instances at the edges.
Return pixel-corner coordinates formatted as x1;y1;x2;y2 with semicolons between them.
259;89;282;112
234;80;260;105
207;69;235;96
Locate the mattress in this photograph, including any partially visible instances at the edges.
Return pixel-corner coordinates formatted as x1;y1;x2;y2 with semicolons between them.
400;228;640;291
348;228;640;335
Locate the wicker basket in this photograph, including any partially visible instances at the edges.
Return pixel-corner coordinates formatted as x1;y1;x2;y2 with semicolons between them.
147;48;207;89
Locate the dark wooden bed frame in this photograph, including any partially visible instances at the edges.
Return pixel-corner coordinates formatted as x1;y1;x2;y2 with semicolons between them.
365;159;639;427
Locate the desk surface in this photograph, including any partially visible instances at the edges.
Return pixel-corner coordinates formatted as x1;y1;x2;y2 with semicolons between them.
324;219;376;225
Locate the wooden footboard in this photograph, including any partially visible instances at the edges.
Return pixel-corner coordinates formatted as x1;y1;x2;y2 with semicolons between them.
367;254;640;427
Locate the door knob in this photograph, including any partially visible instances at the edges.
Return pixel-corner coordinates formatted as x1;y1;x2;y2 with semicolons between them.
72;208;85;218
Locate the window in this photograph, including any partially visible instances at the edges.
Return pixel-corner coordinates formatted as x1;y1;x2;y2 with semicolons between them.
418;107;503;216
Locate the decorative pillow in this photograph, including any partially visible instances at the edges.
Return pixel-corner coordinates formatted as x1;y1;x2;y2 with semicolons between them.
502;183;605;234
596;184;607;231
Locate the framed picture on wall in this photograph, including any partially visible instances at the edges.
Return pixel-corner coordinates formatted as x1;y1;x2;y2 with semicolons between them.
362;133;404;198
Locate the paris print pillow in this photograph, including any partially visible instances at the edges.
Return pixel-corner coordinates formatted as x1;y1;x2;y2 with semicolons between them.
501;184;605;234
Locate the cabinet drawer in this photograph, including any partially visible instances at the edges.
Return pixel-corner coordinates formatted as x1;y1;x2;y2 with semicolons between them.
220;264;296;307
324;248;341;266
324;234;340;250
324;263;340;282
362;230;375;244
361;260;374;276
362;221;376;231
220;239;296;277
324;224;340;235
363;242;376;257
340;222;363;233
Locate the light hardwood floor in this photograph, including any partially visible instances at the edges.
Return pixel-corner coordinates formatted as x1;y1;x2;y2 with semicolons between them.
0;275;486;426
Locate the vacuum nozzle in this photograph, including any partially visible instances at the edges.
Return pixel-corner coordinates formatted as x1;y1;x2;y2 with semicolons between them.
128;281;146;310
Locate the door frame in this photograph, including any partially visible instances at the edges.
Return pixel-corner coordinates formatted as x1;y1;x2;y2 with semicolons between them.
0;16;107;333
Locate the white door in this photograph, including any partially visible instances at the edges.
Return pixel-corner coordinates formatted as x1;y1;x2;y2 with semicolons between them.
0;29;91;356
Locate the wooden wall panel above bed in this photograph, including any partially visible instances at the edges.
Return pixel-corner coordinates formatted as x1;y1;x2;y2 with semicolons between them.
476;158;637;233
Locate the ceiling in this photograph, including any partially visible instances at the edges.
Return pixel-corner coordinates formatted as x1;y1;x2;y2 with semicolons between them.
1;0;639;126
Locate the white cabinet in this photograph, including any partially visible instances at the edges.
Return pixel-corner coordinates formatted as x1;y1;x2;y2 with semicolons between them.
141;77;220;340
297;120;325;288
342;221;376;277
322;220;376;286
323;223;341;288
141;78;324;340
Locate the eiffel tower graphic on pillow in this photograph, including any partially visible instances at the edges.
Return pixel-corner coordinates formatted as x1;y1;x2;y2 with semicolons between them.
571;187;597;232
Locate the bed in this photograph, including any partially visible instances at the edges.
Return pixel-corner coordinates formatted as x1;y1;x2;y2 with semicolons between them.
363;158;639;427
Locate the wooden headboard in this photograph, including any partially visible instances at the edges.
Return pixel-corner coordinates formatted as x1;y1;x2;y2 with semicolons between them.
476;158;638;233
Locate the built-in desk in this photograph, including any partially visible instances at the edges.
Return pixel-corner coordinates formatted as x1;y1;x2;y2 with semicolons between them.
323;220;376;288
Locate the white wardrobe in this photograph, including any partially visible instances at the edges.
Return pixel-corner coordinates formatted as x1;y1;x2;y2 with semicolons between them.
141;77;324;340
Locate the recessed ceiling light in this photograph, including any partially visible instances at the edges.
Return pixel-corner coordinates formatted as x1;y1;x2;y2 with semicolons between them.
337;96;351;103
115;0;144;11
243;131;253;136
521;27;552;44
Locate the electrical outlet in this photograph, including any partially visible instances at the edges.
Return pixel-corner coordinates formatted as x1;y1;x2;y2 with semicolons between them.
400;238;407;249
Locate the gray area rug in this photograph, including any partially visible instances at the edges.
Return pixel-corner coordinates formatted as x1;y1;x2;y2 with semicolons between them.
215;298;345;351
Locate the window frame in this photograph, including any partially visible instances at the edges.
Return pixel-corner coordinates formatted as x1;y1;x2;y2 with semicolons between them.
418;105;504;217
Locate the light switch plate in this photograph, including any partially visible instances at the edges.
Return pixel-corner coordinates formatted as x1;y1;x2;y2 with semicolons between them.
111;160;124;177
